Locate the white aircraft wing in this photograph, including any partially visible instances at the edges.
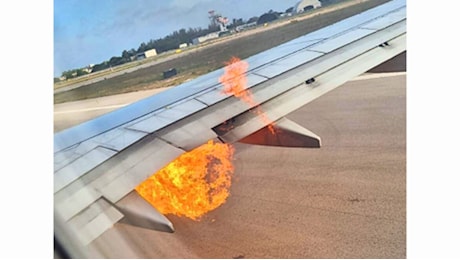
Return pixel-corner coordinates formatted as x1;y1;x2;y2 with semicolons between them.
54;0;406;254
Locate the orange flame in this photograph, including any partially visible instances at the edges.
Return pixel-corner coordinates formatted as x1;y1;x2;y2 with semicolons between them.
136;140;234;220
220;57;253;104
219;56;275;134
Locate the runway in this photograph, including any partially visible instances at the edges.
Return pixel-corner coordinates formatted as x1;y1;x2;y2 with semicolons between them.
54;73;406;258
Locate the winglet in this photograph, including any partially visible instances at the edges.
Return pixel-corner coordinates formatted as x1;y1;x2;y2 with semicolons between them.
114;191;175;233
238;117;321;148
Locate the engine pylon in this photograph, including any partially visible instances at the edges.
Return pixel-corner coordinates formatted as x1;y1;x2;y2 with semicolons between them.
115;191;175;233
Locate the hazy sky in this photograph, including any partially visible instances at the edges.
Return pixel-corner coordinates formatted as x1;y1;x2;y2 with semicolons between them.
54;0;301;77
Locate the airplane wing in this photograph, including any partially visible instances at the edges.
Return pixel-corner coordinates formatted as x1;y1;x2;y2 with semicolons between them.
54;0;406;255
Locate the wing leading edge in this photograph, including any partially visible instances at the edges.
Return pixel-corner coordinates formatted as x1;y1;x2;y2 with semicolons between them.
54;0;406;253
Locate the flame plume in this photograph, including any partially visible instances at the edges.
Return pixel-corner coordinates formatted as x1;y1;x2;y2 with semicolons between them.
136;140;234;220
219;56;275;133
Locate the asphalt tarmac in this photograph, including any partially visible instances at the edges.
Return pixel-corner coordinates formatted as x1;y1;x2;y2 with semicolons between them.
54;73;406;258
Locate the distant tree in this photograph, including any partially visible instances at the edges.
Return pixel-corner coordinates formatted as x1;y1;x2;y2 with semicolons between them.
257;13;279;25
247;16;259;23
61;70;75;79
60;68;88;79
109;56;124;67
92;61;109;73
75;69;89;77
121;50;131;62
285;7;294;13
228;18;244;30
137;42;148;53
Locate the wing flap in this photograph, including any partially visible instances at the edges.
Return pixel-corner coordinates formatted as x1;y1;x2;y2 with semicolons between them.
95;138;185;202
55;186;101;221
54;147;117;193
67;198;123;246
